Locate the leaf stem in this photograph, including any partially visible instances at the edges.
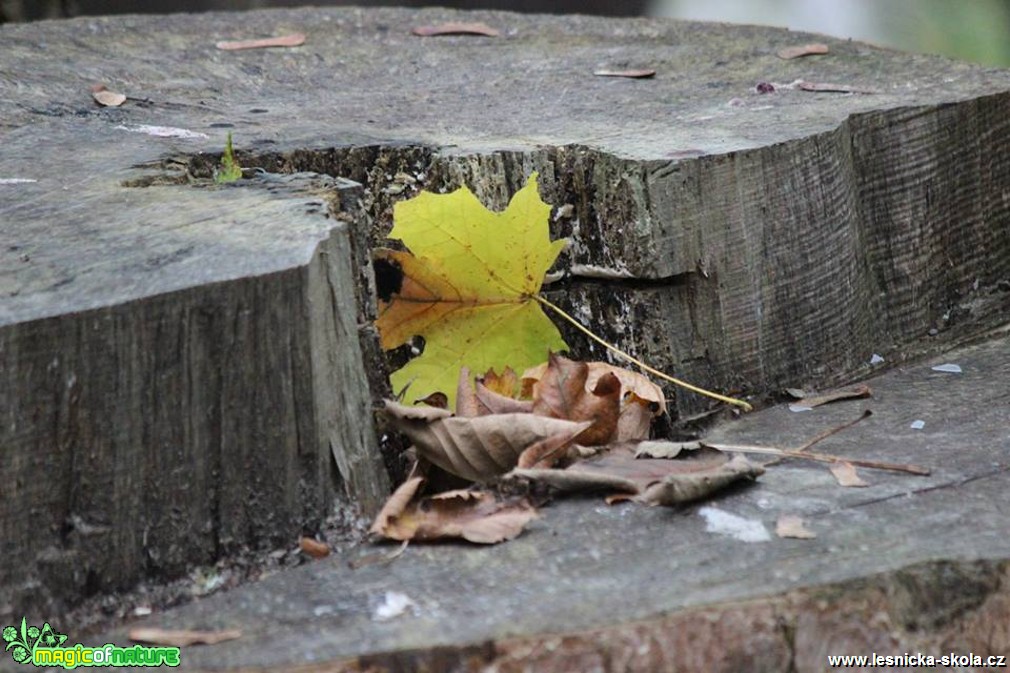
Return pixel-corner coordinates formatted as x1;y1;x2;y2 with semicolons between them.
533;294;753;411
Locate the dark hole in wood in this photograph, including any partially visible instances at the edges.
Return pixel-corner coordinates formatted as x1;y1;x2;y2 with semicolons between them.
373;256;403;303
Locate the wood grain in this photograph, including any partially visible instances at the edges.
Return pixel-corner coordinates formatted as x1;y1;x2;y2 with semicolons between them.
1;6;1008;627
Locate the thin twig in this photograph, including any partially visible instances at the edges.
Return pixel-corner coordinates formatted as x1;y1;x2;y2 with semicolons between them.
763;409;873;467
795;409;873;452
701;441;930;476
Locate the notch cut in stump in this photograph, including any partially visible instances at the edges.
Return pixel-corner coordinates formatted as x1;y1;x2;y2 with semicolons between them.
2;6;1009;627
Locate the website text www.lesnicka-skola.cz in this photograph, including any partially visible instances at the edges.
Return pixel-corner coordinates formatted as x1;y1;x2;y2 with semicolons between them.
828;652;1007;668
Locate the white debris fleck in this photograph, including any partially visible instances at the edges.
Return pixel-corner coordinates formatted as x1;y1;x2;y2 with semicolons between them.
931;363;962;374
373;591;416;622
541;270;564;285
870;353;885;365
553;203;574;221
698;506;770;542
0;178;38;184
116;124;209;139
569;263;636;280
789;404;813;413
910;420;925;430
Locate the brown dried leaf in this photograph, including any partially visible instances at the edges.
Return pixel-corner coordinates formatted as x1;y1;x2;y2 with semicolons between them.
416;391;448;409
616;392;657;442
371;476;426;536
370;479;536;544
830;461;869;487
455;367;530;416
92;86;126;107
129;627;241;646
481;367;520;398
636;454;764;506
383;399;590;481
531;353;621;446
455;366;480;417
775;515;816;539
411;22;500;37
777;43;829;59
524;360;666;415
593;68;656;79
510;443;763;506
215;33;306;50
516;430;579;469
787;384;871;410
298;536;331;558
476;380;533;415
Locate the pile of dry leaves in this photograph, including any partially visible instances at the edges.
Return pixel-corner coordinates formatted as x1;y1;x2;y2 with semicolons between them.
370;353;764;545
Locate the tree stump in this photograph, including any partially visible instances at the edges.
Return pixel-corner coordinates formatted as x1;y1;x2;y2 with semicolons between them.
1;6;1008;633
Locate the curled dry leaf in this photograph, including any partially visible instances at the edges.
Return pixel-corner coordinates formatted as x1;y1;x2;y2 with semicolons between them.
215;33;306;50
457;367;532;417
383;399;590;481
616;391;658;442
416;391;449;409
298;536;330;559
371;476;425;535
593;69;656;79
370;477;537;544
476;380;533;415
92;85;126;107
523;358;665;441
128;628;241;646
411;22;500;37
481;367;521;398
508;443;763;506
524;360;666;414
777;43;829;59
516;430;579;469
532;353;621;446
829;461;869;487
637;454;763;506
775;515;816;539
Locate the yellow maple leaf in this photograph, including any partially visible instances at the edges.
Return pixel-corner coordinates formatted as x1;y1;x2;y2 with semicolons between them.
375;173;568;407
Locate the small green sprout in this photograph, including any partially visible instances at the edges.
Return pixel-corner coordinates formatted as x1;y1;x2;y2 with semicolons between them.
215;131;243;184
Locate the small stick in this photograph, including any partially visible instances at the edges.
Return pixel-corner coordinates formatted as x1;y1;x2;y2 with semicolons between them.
763;409;872;467
795;409;873;452
701;441;930;476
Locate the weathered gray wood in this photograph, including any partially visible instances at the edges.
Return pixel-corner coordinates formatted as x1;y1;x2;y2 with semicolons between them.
92;334;1010;671
2;5;1009;632
1;167;389;621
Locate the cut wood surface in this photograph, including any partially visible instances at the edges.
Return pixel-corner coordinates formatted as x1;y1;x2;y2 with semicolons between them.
1;6;1009;629
93;335;1010;671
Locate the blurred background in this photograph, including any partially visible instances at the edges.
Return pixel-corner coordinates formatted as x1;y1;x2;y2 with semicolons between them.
3;0;1009;67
